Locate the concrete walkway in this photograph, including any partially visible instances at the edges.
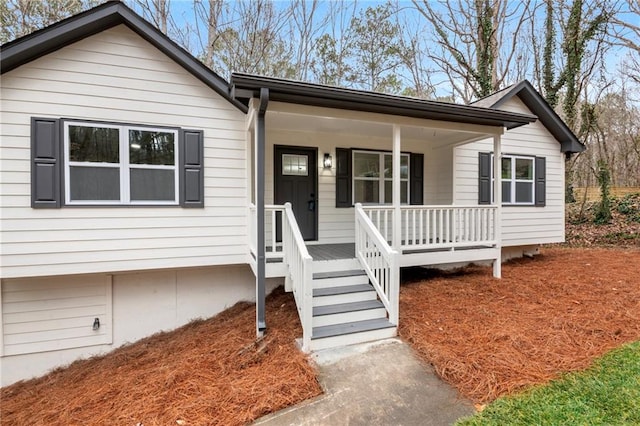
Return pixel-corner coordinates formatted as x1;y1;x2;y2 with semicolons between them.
253;339;475;426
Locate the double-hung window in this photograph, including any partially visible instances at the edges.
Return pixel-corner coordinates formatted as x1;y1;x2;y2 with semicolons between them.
494;155;535;205
352;150;409;204
64;122;179;205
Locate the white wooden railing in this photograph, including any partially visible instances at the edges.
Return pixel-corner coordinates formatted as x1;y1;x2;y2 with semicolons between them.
282;202;313;351
363;205;497;251
355;203;400;325
249;203;285;261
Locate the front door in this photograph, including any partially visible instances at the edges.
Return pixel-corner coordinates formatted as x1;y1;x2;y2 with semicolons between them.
274;146;318;241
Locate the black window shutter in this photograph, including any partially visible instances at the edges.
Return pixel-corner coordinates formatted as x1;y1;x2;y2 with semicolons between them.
335;148;352;207
410;153;424;205
31;117;61;208
179;129;204;207
478;152;491;205
535;156;546;207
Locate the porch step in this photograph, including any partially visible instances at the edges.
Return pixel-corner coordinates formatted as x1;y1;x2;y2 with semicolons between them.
312;258;360;274
310;318;397;351
312;284;377;306
312;300;387;327
312;269;368;289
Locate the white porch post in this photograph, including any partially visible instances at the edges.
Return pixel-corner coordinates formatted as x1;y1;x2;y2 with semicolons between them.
392;125;401;250
493;133;502;278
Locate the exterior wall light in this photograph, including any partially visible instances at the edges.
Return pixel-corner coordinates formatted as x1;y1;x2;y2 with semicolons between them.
93;317;100;330
323;153;333;169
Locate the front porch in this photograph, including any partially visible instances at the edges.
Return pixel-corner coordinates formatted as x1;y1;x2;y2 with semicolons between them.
248;202;501;352
233;74;535;352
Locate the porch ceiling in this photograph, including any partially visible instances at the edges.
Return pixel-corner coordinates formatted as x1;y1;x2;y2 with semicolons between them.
266;110;487;146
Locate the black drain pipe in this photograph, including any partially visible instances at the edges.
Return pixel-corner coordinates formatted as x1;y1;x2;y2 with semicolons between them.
256;87;269;335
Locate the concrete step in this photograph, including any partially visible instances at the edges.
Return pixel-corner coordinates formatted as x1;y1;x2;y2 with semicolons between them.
312;300;387;327
312;284;377;307
312;269;369;289
310;318;397;351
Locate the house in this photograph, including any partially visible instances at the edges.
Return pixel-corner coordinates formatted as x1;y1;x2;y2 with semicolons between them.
0;2;584;386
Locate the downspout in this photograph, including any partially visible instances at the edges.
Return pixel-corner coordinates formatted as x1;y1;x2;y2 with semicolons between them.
256;88;269;336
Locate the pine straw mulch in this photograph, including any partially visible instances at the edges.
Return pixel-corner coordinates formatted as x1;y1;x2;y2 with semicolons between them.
0;287;321;426
399;246;640;404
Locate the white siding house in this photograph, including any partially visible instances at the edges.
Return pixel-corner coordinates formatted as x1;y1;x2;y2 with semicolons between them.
0;3;583;385
0;6;274;386
455;97;566;248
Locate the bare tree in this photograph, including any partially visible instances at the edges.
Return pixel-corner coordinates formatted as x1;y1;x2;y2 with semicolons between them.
287;0;330;82
1;0;85;43
412;0;534;102
134;0;170;34
310;1;358;87
193;0;224;69
212;0;293;78
609;0;640;84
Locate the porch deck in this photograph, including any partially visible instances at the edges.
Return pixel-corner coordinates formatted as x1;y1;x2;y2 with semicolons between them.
265;242;498;266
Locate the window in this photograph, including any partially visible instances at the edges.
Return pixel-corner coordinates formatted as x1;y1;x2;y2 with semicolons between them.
492;155;535;205
478;152;545;207
352;150;409;204
282;154;308;176
64;122;179;205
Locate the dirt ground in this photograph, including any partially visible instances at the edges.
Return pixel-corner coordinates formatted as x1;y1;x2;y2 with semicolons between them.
0;287;322;426
399;247;640;403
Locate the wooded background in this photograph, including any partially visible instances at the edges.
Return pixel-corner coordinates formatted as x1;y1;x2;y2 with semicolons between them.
2;0;639;195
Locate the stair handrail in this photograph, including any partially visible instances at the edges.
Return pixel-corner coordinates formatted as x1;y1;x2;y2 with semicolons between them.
282;202;313;351
354;203;400;325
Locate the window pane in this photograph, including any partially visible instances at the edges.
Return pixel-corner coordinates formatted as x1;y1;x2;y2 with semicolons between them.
401;181;408;203
383;181;409;204
501;157;511;179
384;155;392;179
129;130;175;165
502;181;511;203
69;166;120;201
354;180;379;203
385;180;392;204
282;154;308;176
383;154;409;179
515;158;533;179
130;169;175;201
69;126;119;163
401;156;409;179
354;152;379;178
515;182;533;203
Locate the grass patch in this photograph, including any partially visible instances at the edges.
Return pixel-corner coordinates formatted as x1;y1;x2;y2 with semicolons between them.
457;341;640;425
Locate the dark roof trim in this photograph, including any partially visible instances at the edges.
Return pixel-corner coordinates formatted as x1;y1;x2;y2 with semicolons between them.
0;1;247;113
231;73;537;130
472;80;585;153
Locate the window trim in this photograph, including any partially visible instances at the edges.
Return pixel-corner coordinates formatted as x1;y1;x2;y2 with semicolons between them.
491;154;536;206
63;120;180;206
352;149;410;205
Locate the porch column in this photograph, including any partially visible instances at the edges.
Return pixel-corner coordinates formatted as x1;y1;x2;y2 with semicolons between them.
493;133;502;278
255;88;269;336
392;125;401;250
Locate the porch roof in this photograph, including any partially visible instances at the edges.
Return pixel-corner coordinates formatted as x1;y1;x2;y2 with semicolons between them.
231;73;537;130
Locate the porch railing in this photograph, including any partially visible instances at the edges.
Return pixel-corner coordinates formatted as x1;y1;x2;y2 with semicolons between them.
363;205;497;251
249;203;285;261
282;202;313;351
355;203;400;325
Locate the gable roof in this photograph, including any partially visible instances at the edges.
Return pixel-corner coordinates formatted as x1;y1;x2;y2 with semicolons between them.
472;80;585;153
0;1;247;112
232;73;537;130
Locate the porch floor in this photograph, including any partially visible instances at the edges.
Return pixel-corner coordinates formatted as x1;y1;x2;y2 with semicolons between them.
306;243;355;261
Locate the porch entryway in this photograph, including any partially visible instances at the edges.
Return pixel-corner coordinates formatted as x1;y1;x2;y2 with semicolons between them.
249;202;501;352
235;74;534;352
